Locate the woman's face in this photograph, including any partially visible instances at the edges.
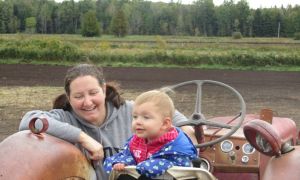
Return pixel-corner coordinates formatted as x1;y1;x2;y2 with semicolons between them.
68;75;106;126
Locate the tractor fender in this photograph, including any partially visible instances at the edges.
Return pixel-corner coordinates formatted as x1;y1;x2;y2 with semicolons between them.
0;130;96;180
262;146;300;180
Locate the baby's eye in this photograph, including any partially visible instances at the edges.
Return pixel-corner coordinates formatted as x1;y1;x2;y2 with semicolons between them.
132;115;138;120
143;116;150;120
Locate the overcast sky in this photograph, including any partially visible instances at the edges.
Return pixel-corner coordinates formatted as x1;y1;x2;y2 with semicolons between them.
150;0;299;8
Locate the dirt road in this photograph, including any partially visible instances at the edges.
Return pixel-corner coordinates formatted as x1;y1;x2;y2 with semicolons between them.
0;64;299;140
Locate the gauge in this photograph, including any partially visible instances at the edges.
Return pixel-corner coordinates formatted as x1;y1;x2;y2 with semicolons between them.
199;158;211;171
220;140;233;153
241;155;249;163
242;143;255;154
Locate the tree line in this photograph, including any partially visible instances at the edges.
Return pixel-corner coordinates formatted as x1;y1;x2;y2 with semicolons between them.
0;0;299;37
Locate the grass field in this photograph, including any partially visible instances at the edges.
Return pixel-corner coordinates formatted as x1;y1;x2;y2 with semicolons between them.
1;34;300;71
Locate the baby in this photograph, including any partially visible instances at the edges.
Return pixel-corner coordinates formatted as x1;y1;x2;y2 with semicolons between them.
104;90;197;178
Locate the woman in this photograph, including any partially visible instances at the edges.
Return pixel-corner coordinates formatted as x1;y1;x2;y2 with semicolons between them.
19;64;196;180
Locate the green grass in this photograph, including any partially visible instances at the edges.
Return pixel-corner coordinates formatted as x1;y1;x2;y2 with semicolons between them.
1;34;300;72
2;34;300;43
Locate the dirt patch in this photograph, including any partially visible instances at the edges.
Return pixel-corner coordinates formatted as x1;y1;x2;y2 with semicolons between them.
1;64;300;141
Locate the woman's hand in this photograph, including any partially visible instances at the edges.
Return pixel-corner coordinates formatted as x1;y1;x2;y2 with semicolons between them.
78;131;104;160
113;163;126;171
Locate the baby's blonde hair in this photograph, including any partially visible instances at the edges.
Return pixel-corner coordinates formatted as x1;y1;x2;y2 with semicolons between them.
134;90;175;119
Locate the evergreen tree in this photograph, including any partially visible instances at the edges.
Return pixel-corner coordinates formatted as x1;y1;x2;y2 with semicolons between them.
0;0;298;37
81;10;100;37
253;9;263;37
110;7;128;37
0;1;6;33
193;0;217;36
25;17;36;33
0;1;18;33
236;0;250;36
96;0;112;34
58;0;79;33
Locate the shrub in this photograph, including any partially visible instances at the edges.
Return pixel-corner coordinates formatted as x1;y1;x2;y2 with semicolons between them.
98;41;110;50
294;32;300;40
232;32;243;39
156;36;167;49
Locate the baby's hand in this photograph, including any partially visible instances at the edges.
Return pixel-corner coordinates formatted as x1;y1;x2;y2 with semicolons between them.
113;163;125;171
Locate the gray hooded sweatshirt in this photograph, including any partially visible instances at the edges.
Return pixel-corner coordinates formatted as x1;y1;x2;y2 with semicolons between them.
19;100;188;180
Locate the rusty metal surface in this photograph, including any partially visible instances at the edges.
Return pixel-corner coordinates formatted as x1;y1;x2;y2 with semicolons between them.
202;136;260;173
243;119;282;156
259;109;273;124
262;146;300;180
214;172;258;180
200;113;298;180
200;114;260;174
205;114;260;138
0;130;94;180
272;117;297;145
243;116;297;157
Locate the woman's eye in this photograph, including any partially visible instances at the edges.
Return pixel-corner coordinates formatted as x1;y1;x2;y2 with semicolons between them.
90;90;99;96
74;96;83;99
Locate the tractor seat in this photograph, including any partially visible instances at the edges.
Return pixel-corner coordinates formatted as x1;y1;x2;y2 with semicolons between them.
109;166;217;180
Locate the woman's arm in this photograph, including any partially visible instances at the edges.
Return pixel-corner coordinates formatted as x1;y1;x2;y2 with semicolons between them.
20;110;105;161
173;110;198;144
19;110;81;143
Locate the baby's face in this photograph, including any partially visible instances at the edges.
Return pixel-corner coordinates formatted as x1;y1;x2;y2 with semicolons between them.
132;102;167;141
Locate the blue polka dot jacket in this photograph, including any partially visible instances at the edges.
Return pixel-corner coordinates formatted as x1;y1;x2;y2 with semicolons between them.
103;127;197;178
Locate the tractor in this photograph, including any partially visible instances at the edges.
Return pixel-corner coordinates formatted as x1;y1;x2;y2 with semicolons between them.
0;80;299;180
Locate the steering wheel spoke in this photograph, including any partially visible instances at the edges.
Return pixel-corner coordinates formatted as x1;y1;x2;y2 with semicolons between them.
194;81;204;114
203;119;233;129
176;120;203;127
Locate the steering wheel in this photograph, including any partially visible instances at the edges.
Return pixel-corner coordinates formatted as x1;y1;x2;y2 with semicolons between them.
168;80;246;148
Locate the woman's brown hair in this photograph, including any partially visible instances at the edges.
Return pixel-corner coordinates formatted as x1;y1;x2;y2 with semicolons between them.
53;64;124;110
